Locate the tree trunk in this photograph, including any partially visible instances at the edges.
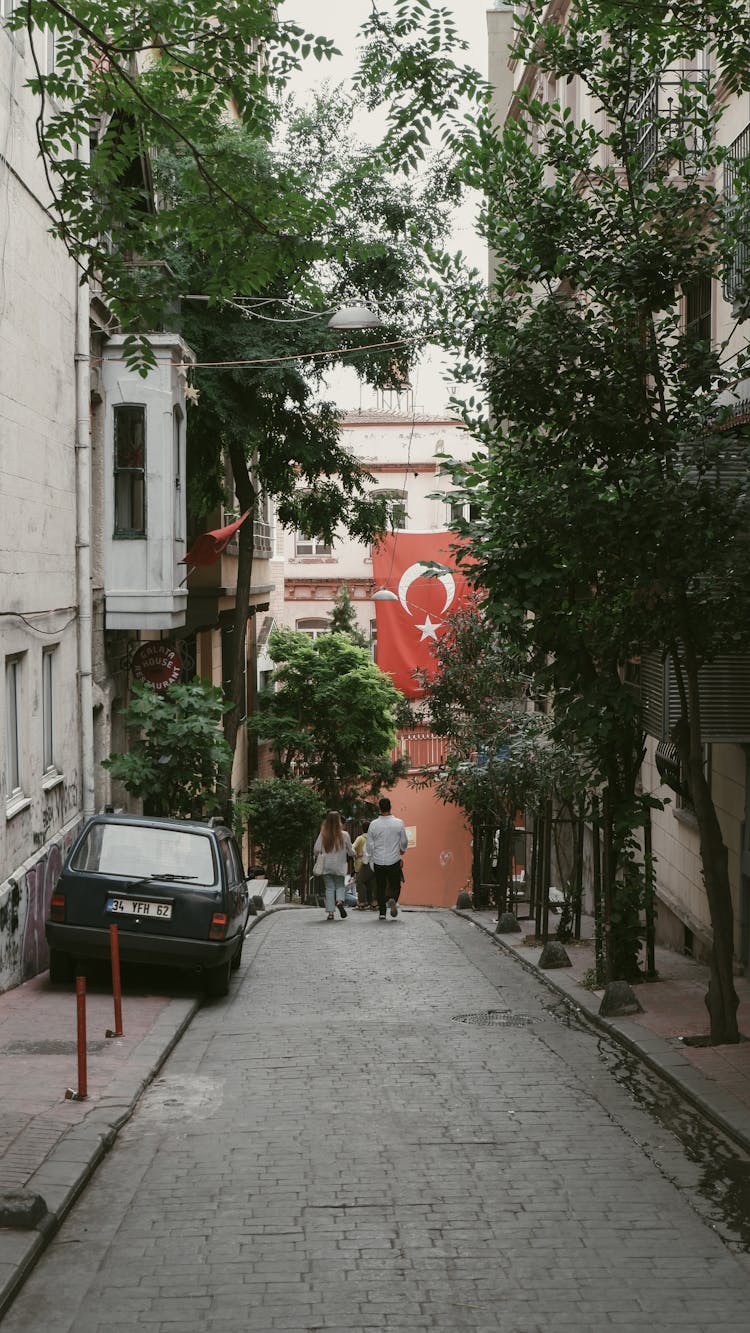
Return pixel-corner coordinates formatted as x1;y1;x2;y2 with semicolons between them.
218;442;256;821
675;649;740;1045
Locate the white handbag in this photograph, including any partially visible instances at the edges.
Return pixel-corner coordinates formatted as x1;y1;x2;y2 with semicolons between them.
313;854;325;876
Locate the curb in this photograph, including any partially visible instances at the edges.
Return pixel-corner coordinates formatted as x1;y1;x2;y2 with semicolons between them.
452;908;750;1157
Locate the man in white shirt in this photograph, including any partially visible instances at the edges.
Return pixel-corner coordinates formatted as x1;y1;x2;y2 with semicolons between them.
364;797;408;920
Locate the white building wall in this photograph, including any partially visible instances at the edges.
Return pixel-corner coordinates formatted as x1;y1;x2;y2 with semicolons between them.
279;413;473;644
0;18;84;987
645;739;746;962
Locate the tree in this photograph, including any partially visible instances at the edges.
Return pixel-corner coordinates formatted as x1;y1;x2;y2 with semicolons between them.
328;585;369;649
251;627;408;813
235;778;325;891
8;2;347;345
418;1;750;1040
16;0;459;809
418;601;587;917
163;92;456;803
102;679;232;818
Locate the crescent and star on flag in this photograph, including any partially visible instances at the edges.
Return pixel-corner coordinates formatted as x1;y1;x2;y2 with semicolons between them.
398;562;457;641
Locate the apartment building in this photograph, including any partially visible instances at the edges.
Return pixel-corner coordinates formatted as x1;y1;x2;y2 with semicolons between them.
487;1;750;970
0;13;266;990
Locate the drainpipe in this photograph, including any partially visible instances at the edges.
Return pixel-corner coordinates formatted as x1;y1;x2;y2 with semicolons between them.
75;133;95;819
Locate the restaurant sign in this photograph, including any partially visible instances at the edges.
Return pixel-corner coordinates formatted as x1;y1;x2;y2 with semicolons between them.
131;642;182;691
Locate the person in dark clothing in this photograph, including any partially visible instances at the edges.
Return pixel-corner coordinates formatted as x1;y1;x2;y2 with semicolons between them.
364;797;408;919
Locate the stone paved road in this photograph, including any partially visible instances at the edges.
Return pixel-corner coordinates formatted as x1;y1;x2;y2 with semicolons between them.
4;908;750;1333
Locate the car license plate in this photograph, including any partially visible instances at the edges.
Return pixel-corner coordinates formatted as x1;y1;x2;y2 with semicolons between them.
106;897;172;920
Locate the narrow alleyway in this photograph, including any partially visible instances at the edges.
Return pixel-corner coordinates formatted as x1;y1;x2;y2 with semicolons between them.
4;908;750;1333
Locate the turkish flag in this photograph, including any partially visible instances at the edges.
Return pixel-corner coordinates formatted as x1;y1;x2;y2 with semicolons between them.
180;511;249;567
372;533;471;697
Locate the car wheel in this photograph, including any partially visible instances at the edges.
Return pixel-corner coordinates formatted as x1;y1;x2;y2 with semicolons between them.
49;948;74;984
231;935;244;972
204;958;232;998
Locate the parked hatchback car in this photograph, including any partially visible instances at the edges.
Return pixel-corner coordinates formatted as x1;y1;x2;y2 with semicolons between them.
46;813;252;996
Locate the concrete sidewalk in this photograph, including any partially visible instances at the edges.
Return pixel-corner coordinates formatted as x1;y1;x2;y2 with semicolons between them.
2;903;750;1320
464;907;750;1154
0;967;200;1316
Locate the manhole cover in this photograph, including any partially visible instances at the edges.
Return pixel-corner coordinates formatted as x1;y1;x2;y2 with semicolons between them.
4;1040;108;1056
452;1010;536;1028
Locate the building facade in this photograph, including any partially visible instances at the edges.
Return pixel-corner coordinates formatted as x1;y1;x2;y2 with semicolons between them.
0;13;267;990
1;14;86;989
488;0;750;971
268;403;476;906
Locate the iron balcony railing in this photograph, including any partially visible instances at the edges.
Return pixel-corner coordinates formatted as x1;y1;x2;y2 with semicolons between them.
724;123;750;304
629;71;708;180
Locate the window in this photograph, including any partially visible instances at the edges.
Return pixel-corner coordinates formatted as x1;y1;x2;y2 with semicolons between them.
5;656;22;803
114;404;146;536
296;618;330;640
372;489;408;531
295;533;332;557
173;407;183;540
72;821;218;886
448;497;481;526
684;275;712;389
42;647;56;774
254;491;272;555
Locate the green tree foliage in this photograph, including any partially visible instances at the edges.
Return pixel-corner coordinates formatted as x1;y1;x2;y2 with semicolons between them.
234;778;325;890
8;2;345;340
418;601;586;910
102;679;232;818
251;628;408;813
389;0;750;1038
328;585;369;648
166;92;455;791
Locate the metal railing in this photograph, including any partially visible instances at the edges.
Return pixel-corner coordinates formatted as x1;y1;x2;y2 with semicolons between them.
628;71;708;179
724;123;750;304
391;728;451;772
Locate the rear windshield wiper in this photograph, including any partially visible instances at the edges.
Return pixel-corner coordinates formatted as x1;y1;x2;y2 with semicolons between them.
126;873;198;886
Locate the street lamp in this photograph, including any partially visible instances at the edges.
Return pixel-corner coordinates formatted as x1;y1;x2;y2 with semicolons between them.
327;305;384;331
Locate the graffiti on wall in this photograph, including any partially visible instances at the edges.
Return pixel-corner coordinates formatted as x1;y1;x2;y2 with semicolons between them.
0;821;81;993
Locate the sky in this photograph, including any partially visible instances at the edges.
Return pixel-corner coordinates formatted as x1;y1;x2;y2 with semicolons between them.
278;1;492;413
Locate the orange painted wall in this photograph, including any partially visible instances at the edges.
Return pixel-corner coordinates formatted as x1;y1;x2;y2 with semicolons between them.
385;780;472;909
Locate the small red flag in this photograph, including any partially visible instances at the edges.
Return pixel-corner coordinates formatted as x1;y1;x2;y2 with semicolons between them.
180;512;249;567
372;533;470;698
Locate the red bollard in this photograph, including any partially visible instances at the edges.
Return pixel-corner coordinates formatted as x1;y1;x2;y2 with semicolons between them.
65;975;88;1100
106;923;124;1039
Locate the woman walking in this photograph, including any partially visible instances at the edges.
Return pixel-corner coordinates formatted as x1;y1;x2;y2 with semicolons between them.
313;811;354;922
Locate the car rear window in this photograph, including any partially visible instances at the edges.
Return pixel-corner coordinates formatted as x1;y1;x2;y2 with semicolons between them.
71;822;218;887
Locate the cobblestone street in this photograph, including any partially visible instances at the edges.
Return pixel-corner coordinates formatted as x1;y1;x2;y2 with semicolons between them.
4;908;750;1333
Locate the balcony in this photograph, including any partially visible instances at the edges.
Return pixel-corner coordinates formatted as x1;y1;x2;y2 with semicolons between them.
102;333;194;631
724;123;750;305
629;72;708;180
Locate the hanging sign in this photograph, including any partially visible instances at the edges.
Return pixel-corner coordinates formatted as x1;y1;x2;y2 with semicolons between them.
131;643;182;691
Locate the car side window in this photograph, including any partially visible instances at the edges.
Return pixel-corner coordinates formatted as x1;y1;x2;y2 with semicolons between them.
227;838;245;885
218;838;233;884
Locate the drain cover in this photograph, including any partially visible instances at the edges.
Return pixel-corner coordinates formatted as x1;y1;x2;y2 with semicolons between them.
452;1010;536;1028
